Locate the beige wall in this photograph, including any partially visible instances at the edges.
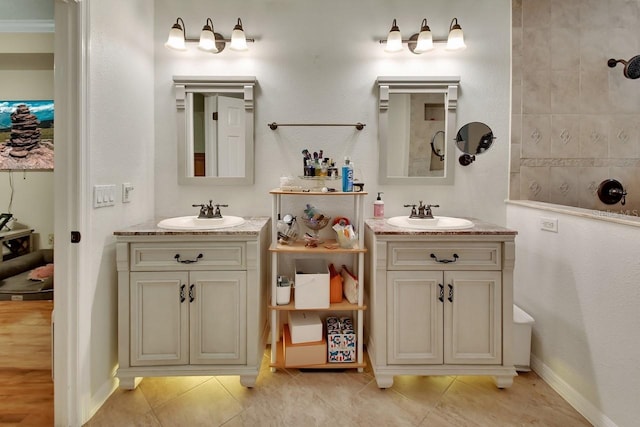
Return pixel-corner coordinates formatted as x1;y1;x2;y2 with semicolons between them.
0;33;54;249
511;0;640;215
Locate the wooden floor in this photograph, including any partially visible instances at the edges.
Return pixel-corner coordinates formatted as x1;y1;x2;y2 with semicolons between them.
0;300;53;427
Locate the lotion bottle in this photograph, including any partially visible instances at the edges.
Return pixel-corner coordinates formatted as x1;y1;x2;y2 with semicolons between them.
341;157;353;192
374;192;385;218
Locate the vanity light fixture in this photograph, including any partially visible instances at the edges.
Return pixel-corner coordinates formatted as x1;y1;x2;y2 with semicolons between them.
230;18;248;51
165;17;255;54
412;19;434;53
198;18;218;52
165;17;187;51
379;17;465;54
385;19;403;53
446;18;466;51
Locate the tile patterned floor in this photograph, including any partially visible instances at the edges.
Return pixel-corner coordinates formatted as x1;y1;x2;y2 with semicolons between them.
85;350;592;427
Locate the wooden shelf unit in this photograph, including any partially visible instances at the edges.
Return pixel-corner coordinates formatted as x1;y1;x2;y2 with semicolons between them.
269;300;367;311
269;189;367;371
269;341;366;370
269;239;367;253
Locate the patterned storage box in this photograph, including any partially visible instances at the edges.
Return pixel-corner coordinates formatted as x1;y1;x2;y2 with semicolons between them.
326;316;356;363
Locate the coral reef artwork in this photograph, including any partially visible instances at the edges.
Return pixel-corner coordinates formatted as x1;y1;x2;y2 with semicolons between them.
0;100;54;170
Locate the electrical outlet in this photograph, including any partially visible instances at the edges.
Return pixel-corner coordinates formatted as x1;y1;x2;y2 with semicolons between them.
48;234;54;245
122;183;134;203
540;217;558;233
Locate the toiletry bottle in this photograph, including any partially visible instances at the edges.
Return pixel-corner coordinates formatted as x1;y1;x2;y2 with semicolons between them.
374;192;384;218
341;157;353;192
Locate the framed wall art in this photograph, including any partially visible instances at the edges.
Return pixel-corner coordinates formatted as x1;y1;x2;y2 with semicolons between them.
0;100;54;170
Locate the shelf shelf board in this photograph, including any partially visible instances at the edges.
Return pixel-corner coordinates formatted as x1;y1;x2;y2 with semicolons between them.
270;189;368;196
269;300;366;311
270;342;366;370
270;239;367;253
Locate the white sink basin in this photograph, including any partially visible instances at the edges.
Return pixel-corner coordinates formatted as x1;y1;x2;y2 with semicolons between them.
157;215;245;230
386;216;474;230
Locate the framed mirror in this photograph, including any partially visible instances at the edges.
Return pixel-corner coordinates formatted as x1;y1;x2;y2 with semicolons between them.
377;76;460;185
173;76;256;185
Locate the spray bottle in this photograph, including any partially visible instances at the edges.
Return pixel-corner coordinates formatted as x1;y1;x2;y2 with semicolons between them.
374;192;385;218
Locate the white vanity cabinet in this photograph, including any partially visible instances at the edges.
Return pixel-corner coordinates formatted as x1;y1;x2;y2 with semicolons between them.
365;219;517;389
114;218;269;389
128;270;246;367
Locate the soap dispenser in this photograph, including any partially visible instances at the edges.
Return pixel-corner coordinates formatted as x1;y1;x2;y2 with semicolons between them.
374;192;384;219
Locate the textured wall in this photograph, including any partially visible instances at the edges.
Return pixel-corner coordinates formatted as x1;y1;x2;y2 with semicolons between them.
511;0;640;215
154;0;512;225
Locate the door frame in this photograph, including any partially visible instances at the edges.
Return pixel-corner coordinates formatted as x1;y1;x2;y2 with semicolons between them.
53;0;87;424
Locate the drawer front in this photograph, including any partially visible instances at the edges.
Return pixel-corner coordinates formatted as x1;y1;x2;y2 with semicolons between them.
387;242;501;270
130;242;245;271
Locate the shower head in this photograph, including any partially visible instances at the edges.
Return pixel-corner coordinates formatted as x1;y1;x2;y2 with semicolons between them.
608;55;640;79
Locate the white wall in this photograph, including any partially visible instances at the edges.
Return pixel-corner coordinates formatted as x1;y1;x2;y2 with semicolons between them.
507;203;640;427
0;33;54;249
154;0;512;225
81;0;155;420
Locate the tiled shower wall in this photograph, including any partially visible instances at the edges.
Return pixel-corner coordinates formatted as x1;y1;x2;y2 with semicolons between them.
511;0;640;214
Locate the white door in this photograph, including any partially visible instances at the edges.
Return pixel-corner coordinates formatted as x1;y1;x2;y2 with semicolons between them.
444;271;502;365
130;272;189;366
216;95;245;177
189;271;247;364
387;271;443;364
204;94;218;176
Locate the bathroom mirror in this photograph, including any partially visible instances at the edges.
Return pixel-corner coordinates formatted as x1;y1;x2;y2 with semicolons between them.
173;76;256;185
377;76;460;185
455;121;495;166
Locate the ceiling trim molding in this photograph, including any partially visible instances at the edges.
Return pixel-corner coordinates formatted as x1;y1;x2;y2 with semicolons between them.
0;19;54;33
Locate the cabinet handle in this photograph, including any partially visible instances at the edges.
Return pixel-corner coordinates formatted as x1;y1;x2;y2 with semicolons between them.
174;253;203;264
438;284;444;302
189;284;195;302
430;253;459;264
180;284;186;303
448;284;454;302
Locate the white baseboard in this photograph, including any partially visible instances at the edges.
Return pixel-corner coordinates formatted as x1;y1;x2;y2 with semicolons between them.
531;354;618;427
85;372;118;424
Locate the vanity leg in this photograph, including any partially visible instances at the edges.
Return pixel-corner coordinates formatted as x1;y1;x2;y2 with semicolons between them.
375;375;394;389
494;375;514;389
240;374;257;388
118;376;142;390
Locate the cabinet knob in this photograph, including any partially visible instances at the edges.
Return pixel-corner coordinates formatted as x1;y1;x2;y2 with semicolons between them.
438;284;444;302
448;284;454;302
180;284;186;303
189;284;195;302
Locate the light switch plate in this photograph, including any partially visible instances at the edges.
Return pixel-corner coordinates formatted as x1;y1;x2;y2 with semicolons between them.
94;184;116;208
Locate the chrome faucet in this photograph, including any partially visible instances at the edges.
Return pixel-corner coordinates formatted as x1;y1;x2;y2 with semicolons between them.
192;200;228;218
404;201;439;219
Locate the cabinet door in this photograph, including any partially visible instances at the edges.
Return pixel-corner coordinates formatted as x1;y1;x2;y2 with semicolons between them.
387;271;443;364
189;271;247;364
130;272;189;366
444;271;501;365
